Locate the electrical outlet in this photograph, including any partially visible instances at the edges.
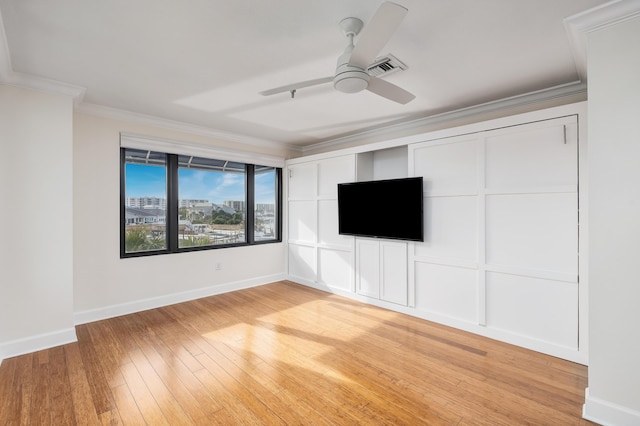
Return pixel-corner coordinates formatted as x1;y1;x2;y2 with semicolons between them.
215;262;221;270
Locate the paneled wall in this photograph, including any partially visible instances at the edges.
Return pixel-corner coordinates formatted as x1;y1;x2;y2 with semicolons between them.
286;103;586;363
287;155;355;292
409;116;580;359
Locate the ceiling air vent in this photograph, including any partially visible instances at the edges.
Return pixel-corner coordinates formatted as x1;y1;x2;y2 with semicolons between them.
367;54;408;78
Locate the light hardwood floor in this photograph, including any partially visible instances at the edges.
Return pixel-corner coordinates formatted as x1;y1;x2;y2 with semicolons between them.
0;281;595;425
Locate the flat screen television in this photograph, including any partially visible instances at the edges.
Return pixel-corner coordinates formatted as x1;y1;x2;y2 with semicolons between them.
337;177;424;242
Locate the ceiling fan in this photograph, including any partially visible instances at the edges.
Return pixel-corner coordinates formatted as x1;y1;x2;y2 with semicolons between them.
259;2;415;104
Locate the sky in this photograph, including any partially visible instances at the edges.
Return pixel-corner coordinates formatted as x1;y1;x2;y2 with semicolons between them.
125;164;275;204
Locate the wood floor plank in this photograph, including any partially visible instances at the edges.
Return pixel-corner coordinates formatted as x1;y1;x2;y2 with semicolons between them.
75;325;117;416
111;383;146;426
119;360;171;426
0;281;594;425
0;356;18;425
64;343;101;425
195;338;315;425
48;346;77;425
16;354;35;424
127;348;195;425
193;350;288;425
192;366;266;425
84;320;129;387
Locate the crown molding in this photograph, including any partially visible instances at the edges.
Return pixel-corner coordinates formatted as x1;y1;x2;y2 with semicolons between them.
0;6;11;81
565;0;640;83
1;70;87;100
0;6;86;100
302;0;640;157
76;102;301;154
0;7;298;155
301;80;587;156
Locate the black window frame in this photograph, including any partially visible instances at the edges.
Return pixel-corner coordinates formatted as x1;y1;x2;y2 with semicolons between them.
120;148;283;258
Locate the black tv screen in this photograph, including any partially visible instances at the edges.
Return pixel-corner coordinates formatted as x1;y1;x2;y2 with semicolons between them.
338;177;424;242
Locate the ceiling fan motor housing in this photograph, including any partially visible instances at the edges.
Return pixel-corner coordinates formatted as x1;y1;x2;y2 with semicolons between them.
334;50;370;93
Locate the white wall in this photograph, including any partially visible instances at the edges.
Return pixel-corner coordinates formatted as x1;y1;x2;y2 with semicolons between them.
0;85;76;360
73;113;289;323
0;84;293;363
584;14;640;425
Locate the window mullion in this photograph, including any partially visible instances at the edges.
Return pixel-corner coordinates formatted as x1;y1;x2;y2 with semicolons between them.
275;167;283;241
120;148;127;257
246;164;255;244
166;154;179;251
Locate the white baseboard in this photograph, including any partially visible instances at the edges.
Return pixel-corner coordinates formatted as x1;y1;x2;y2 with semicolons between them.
74;273;287;325
0;327;78;362
583;387;640;426
288;276;587;365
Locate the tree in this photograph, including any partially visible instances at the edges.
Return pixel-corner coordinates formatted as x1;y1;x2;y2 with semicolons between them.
125;227;165;252
180;236;211;247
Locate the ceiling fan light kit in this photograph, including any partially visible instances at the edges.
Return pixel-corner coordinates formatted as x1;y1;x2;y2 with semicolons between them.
334;26;371;94
259;2;415;104
334;68;370;93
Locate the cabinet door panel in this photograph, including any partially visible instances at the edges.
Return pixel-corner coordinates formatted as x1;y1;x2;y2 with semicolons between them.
318;248;353;291
485;122;577;191
486;193;577;276
288;201;317;243
486;272;578;348
318;156;355;198
381;242;407;305
288;244;316;282
416;195;478;262
288;163;317;199
413;137;479;196
356;239;380;298
414;262;478;323
318;199;352;248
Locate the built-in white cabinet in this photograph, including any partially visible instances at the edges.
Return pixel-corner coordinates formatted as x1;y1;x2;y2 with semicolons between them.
287;155;355;292
356;238;408;305
409;115;581;360
286;103;586;364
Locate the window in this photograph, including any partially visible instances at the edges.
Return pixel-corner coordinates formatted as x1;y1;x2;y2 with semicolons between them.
254;166;279;241
122;150;168;253
121;148;282;257
178;155;247;248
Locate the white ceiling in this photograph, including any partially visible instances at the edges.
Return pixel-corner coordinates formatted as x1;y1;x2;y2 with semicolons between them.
0;0;608;149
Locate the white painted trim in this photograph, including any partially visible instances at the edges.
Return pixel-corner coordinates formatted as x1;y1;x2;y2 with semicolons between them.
583;387;640;425
0;7;295;156
78;102;300;154
0;6;13;81
120;132;285;168
74;273;286;325
0;328;78;361
0;8;86;100
301;81;587;156
290;276;586;364
564;0;640;84
408;305;586;364
289;102;587;165
1;71;86;100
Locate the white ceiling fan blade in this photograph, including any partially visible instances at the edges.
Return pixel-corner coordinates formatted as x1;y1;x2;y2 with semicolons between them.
259;76;333;96
349;2;408;69
367;76;415;104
